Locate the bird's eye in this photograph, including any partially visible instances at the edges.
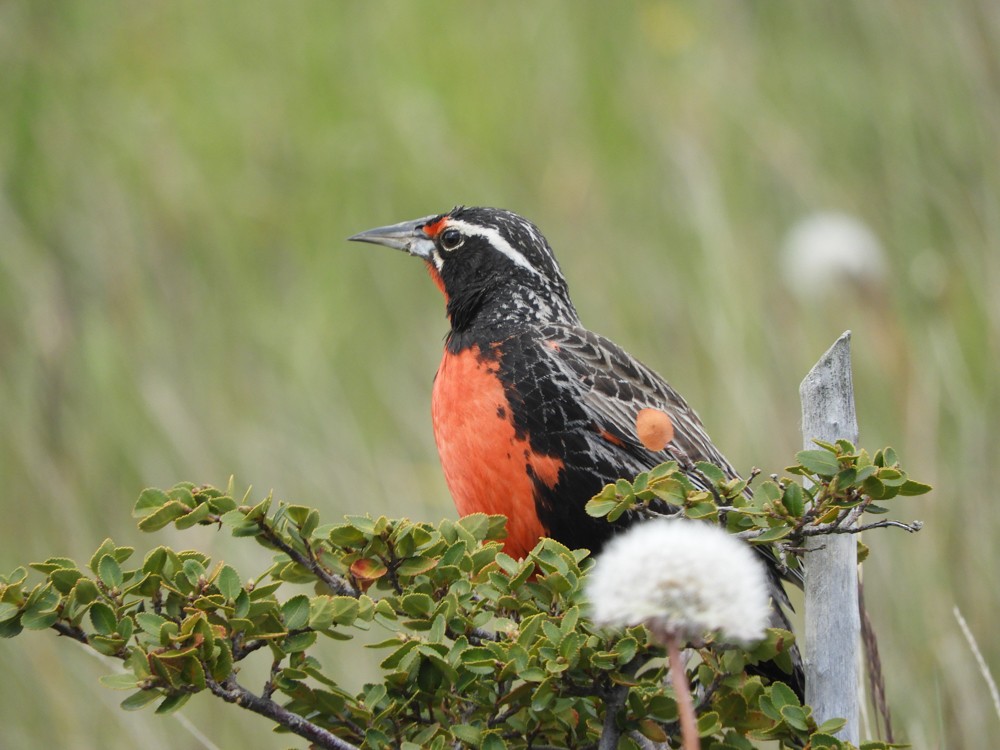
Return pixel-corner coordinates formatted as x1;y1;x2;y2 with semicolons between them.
439;228;464;251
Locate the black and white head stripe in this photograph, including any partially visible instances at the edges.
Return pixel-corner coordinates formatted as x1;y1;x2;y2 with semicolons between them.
442;218;541;275
444;207;570;286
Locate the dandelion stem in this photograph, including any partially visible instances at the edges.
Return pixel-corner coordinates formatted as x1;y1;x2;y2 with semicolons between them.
666;632;700;750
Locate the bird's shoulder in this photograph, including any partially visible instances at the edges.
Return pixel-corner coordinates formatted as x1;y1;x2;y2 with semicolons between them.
500;322;737;474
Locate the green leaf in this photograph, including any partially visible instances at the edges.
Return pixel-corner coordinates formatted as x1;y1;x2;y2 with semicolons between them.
364;729;393;748
876;468;907;487
136;501;190;532
451;724;481;745
155;692;192;714
327;524;369;547
20;607;59;630
781;482;805;517
99;672;140;690
863;475;887;499
136;612;168;636
0;602;19;623
396;556;437;577
481;731;508;750
899;479;932;496
831;467;857;489
810;734;844;749
174;502;212;529
456;513;492;541
795;449;841;477
695;461;726;484
243;494;272;521
586;489;618;519
400;593;434;618
428;613;446;643
282;594;311;630
216;565;242;601
0;617;23;638
857;539;870;563
89;634;126;656
90;602;118;635
167;485;197;509
697;710;721;736
30;557;78;575
363;682;387;708
133;488;170;516
116;616;134;641
606;498;634;523
780;704;809;731
638;718;668;742
685;500;718;520
158;621;179;646
284;504;313;528
72;578;100;605
97;555;123;589
181;558;206;586
283;631;317;653
120;689;161;711
750;527;791;544
344;514;377;534
88;539;117;575
769;681;800;708
816;717;848;735
50;568;83;595
327;596;360;626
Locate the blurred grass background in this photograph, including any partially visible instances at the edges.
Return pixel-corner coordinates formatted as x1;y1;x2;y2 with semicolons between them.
1;2;997;747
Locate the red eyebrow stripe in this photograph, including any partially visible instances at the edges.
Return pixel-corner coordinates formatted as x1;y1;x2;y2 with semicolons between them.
422;217;449;237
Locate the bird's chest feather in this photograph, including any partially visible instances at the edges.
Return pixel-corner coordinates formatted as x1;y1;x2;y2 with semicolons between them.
431;344;563;558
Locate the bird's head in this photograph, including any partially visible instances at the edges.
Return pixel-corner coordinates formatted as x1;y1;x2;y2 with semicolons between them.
349;206;579;337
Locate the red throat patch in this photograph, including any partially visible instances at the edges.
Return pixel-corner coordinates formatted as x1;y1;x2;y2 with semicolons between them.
425;262;448;300
432;345;563;559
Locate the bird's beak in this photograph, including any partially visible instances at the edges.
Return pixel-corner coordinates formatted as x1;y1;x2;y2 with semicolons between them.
348;215;438;260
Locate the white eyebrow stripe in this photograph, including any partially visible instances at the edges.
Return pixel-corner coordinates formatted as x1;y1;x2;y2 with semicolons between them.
445;218;542;277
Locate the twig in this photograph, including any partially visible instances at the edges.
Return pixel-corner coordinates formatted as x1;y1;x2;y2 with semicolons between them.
52;620;91;646
487;703;521;729
797;518;923;536
204;672;360;750
231;635;270;662
254;518;358;597
597;653;654;750
597;678;629;750
953;605;1000;726
732;516;922;542
262;655;282;699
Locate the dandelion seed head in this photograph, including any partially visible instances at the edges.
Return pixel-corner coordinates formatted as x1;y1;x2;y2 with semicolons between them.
586;519;770;645
781;211;887;300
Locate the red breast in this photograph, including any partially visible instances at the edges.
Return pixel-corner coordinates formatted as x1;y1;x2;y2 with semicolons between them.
432;344;563;559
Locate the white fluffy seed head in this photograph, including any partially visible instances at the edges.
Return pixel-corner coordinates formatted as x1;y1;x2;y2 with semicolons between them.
586;519;771;645
780;211;887;300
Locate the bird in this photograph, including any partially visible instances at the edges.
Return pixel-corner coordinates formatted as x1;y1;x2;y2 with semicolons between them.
349;206;802;692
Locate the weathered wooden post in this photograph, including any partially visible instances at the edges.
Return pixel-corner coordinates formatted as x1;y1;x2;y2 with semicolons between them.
800;331;860;743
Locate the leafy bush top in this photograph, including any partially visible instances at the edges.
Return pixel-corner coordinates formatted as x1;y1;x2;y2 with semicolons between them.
0;441;925;750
